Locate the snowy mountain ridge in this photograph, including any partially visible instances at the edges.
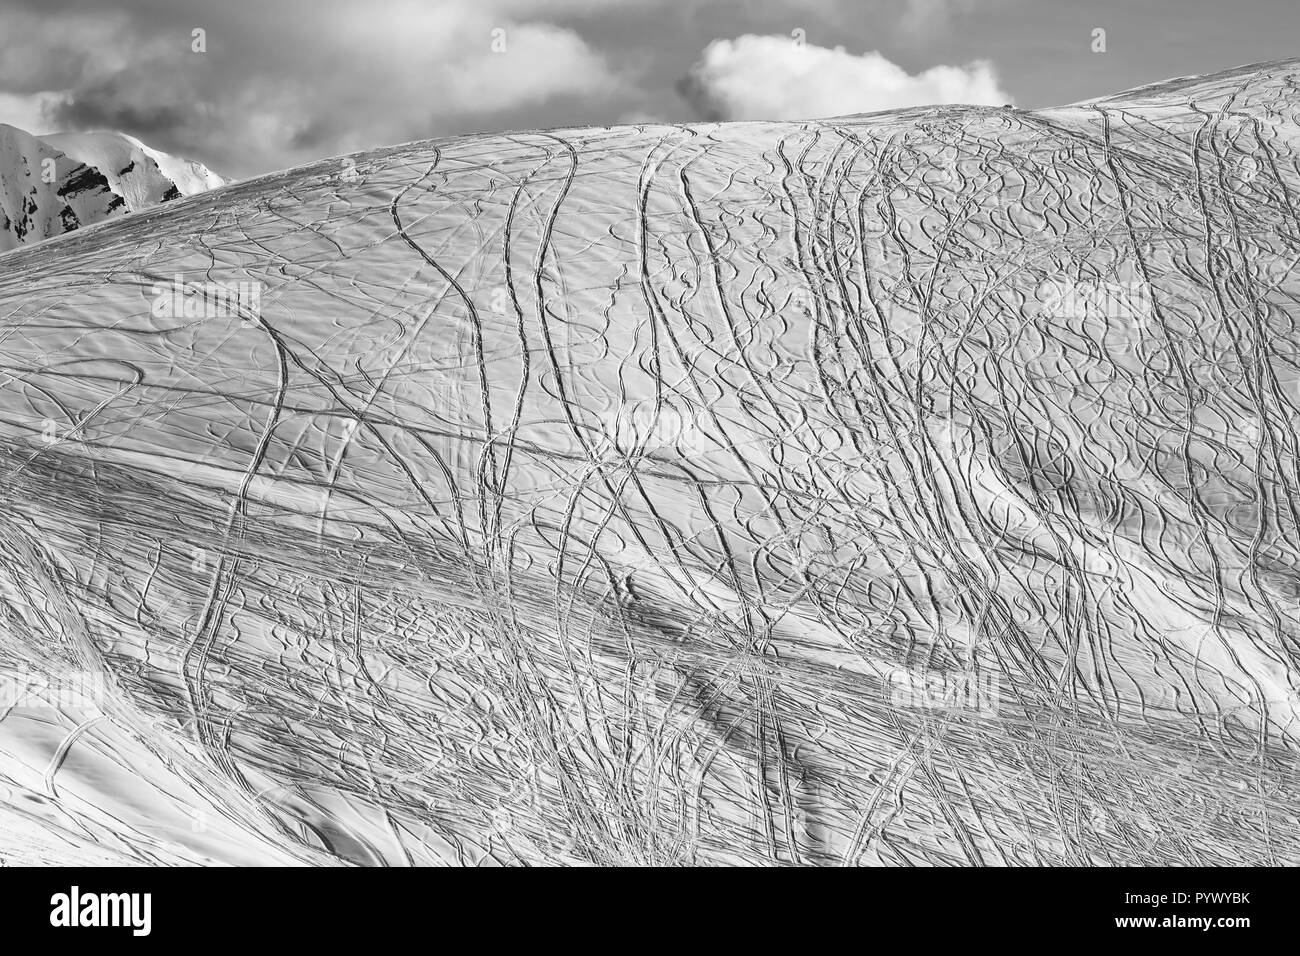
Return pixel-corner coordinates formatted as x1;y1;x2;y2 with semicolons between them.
0;124;227;253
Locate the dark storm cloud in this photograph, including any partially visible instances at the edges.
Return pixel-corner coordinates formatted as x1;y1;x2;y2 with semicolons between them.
47;68;202;138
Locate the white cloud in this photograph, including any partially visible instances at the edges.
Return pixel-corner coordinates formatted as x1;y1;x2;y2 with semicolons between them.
0;0;628;177
684;34;1011;121
441;22;618;113
616;110;668;125
0;92;67;134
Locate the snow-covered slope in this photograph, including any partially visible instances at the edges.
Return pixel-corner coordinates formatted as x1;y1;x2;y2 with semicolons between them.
0;59;1298;866
0;125;226;252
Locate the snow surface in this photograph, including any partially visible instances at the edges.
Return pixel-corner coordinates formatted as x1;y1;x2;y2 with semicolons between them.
0;60;1298;866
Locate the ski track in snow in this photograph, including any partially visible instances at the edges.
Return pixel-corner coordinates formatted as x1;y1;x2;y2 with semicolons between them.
0;60;1298;865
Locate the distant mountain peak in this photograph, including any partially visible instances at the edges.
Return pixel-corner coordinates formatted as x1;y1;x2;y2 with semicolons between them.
0;124;227;253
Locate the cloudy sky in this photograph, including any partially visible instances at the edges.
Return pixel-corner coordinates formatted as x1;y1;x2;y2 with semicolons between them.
0;0;1296;179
